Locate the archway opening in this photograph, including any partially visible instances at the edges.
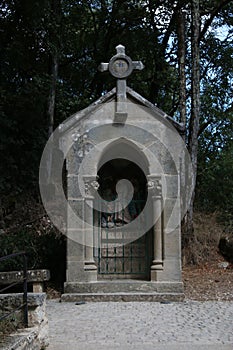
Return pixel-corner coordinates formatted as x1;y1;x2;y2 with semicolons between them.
98;157;147;209
94;157;152;280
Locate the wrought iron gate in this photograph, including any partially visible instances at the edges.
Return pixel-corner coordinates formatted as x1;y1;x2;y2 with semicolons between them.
93;200;151;278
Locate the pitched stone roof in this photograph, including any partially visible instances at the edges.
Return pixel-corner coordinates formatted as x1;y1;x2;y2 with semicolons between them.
58;87;185;134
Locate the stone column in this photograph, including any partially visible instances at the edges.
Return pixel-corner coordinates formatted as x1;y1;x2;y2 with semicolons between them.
83;175;99;281
147;175;164;281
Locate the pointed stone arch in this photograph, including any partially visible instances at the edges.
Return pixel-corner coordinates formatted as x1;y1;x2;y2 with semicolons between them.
97;137;150;177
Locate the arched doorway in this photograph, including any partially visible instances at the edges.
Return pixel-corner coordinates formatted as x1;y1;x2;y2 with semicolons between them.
94;155;152;280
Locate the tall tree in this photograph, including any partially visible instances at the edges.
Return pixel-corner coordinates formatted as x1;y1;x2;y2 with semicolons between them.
184;0;232;246
47;0;61;137
177;8;187;127
184;0;201;241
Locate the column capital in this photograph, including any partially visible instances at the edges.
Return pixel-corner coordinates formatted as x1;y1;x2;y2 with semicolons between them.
83;175;99;197
147;175;162;197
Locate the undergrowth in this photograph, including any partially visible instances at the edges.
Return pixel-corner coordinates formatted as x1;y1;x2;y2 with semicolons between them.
0;312;23;337
182;211;226;266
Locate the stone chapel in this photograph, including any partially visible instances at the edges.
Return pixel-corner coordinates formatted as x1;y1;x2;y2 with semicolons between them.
57;45;186;301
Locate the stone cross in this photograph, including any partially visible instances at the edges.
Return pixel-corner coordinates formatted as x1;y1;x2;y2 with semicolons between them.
99;44;144;123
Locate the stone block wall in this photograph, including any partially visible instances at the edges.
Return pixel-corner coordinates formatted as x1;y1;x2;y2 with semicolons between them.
0;293;49;349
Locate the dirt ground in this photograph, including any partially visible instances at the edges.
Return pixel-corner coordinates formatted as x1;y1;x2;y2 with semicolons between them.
182;212;233;301
183;258;233;301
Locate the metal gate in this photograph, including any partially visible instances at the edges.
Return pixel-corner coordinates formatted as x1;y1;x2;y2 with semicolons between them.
93;200;151;278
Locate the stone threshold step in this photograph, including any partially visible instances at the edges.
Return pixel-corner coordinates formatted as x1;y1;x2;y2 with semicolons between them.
61;292;184;302
64;281;184;294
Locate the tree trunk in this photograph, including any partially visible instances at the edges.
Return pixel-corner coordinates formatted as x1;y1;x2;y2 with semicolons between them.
46;0;60;185
182;0;200;261
47;0;61;137
177;9;186;128
48;52;58;137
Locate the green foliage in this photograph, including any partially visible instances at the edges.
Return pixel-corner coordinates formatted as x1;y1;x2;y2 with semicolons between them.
0;0;50;194
0;0;232;228
0;229;66;282
193;2;233;227
196;132;233;228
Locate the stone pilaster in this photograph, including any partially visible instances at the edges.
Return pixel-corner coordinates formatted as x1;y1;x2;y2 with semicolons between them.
83;175;99;281
147;175;164;281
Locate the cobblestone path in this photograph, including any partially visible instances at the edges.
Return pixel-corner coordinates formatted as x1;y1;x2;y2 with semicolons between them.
47;300;233;350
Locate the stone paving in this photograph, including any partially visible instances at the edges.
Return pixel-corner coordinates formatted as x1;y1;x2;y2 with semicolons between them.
46;300;233;350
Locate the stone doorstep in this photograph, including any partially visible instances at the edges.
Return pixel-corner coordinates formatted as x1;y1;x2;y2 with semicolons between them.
64;280;184;294
61;292;185;302
62;280;184;302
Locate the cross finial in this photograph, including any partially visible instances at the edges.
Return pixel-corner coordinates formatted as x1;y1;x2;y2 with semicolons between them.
116;44;125;54
98;45;144;123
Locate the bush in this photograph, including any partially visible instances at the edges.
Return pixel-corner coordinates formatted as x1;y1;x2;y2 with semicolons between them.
0;228;66;285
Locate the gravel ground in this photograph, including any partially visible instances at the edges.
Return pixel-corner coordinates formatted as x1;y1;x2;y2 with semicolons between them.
46;257;233;349
46;299;233;350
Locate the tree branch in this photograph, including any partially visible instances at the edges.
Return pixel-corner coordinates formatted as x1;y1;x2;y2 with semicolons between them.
198;120;212;137
162;1;183;50
199;0;232;41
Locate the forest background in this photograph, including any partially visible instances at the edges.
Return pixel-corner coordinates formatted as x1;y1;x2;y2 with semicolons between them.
0;0;232;285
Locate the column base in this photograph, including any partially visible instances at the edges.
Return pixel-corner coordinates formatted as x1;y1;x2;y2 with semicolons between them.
151;260;163;270
151;269;165;281
84;261;97;270
84;261;97;281
150;260;163;281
